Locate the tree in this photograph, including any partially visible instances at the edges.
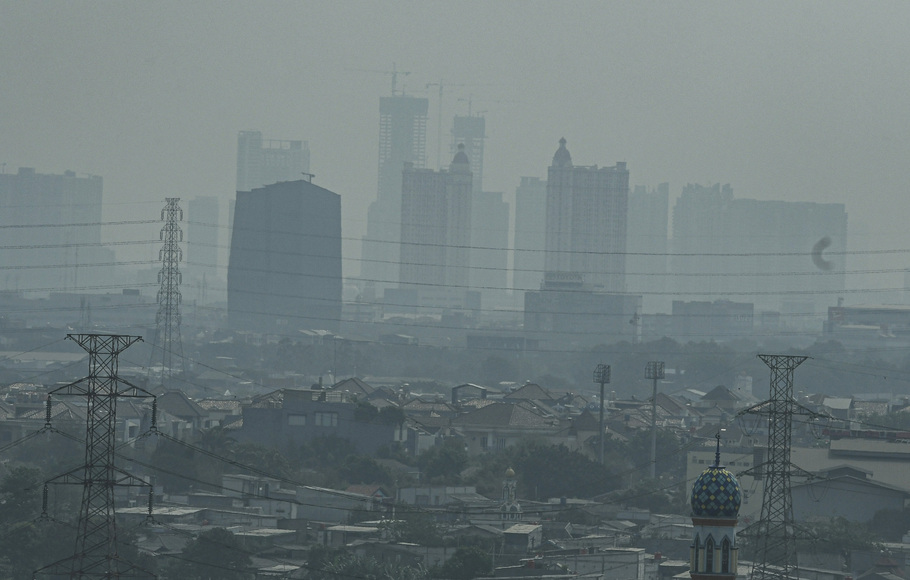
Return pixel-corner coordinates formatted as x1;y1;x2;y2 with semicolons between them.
176;527;252;580
419;438;468;482
0;466;43;525
515;441;621;499
340;455;393;486
381;511;442;546
432;546;492;579
871;507;910;542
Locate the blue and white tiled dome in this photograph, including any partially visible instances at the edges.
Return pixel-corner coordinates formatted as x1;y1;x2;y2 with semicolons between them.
691;463;741;518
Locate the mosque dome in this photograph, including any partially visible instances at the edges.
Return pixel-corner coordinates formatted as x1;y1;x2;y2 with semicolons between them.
690;463;742;518
505;467;515;478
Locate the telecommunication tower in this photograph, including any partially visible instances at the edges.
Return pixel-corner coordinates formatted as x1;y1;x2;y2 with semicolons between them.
36;334;154;579
741;354;817;580
149;198;185;383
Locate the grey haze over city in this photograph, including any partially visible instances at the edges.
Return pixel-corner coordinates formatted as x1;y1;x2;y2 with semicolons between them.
8;3;910;579
3;1;909;287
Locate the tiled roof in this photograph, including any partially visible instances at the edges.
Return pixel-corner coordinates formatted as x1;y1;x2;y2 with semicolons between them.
452;402;556;428
330;377;375;397
504;383;553;402
702;385;741;401
157;391;206;419
197;399;244;412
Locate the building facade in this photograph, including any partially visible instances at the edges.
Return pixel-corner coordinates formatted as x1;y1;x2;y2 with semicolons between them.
399;145;472;291
236;130;310;193
671;183;847;318
227;179;341;333
361;95;429;289
627;183;670;313
512;176;548;298
523;272;642;347
451;115;485;193
545;138;629;292
471;190;509;308
0;167;114;294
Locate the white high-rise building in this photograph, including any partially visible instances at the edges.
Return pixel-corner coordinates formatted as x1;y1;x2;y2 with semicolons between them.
544;138;629;293
513;176;547;298
0;167;114;294
670;183;847;317
399;145;472;290
361;96;429;290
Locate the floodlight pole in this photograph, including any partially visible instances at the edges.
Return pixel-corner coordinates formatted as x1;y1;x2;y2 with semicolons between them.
593;364;610;464
645;361;665;479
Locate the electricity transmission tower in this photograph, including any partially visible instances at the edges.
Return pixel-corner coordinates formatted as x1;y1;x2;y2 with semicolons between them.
149;198;185;383
36;334;155;579
740;354;818;580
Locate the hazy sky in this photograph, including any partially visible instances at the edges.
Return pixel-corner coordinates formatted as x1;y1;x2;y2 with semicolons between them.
2;1;909;286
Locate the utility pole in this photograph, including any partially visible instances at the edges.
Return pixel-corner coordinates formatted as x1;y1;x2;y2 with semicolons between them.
741;354;818;580
645;361;665;479
36;334;155;579
593;364;610;464
149;198;185;385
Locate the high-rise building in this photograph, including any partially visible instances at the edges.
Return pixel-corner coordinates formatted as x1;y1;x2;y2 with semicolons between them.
185;196;220;304
471;191;509;308
236;130;310;193
627;183;669;313
0;167;114;294
451;115;485;193
670;183;847;317
361;96;429;288
399;145;472;290
228;179;341;333
544;138;629;293
512;176;547;298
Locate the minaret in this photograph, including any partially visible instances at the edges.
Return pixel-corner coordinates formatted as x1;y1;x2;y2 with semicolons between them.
500;467;523;526
690;434;742;580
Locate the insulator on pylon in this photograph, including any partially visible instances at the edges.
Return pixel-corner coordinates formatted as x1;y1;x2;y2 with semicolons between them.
151;398;158;431
44;395;52;427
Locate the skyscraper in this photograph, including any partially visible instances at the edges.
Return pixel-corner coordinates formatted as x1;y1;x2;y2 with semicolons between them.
513;176;547;297
471;190;509;308
236;130;310;193
627;183;670;313
670;184;847;316
228;179;341;333
0;167;114;294
399;145;472;290
361;95;429;288
451;115;485;193
544;138;629;293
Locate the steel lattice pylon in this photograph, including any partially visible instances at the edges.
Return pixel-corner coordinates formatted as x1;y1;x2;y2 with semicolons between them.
36;334;154;579
149;198;184;383
741;354;816;580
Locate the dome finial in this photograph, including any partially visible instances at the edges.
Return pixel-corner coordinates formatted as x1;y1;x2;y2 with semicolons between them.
714;431;722;467
552;137;572;167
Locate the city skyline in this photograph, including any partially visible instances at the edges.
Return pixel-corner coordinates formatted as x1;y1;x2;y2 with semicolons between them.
1;3;905;284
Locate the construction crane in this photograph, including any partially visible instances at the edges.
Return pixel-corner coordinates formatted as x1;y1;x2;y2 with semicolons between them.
457;94;520;116
350;62;411;95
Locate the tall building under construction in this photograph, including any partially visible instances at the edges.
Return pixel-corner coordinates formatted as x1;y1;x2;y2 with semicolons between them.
361;95;428;289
